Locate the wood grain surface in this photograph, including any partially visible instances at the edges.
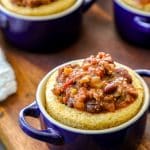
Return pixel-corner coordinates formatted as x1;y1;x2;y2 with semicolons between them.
0;1;149;150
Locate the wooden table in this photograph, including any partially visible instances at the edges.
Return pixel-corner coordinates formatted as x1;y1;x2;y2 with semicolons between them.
0;0;149;150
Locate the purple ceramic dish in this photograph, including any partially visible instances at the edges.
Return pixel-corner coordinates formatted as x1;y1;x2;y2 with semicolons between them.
0;0;95;51
114;0;150;47
19;60;150;150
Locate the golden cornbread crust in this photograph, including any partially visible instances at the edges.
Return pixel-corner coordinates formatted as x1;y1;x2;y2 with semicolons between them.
45;62;144;130
122;0;150;12
0;0;76;16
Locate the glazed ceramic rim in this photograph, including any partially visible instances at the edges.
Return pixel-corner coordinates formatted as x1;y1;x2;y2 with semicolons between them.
115;0;150;16
36;59;150;134
0;0;82;21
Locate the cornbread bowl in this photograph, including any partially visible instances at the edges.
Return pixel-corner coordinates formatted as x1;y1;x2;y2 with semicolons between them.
19;59;150;150
1;0;76;16
0;0;95;51
45;61;144;130
114;0;150;47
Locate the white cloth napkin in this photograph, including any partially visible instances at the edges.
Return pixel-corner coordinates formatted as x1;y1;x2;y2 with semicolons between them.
0;49;17;101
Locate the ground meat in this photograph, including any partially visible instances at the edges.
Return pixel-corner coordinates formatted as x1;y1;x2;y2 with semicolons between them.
11;0;52;7
53;52;138;113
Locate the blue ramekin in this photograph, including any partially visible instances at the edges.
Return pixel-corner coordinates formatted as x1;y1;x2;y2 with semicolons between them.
114;0;150;47
0;0;95;51
19;60;150;150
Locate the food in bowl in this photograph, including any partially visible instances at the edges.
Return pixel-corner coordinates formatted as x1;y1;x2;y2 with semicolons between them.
0;0;76;16
122;0;150;11
45;52;144;130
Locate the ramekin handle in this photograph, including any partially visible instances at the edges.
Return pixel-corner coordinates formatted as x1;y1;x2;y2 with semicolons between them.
19;101;64;145
135;69;150;77
0;13;8;29
135;69;150;111
82;0;96;12
134;16;150;33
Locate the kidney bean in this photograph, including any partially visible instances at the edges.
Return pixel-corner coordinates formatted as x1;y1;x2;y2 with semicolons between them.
115;68;132;83
104;82;117;94
86;100;101;113
67;98;74;107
